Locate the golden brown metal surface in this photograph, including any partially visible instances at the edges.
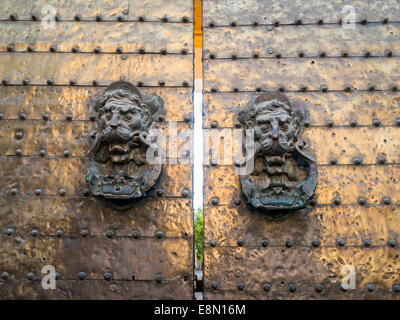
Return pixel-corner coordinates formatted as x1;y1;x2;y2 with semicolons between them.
204;204;400;247
203;92;400;127
0;0;193;22
204;165;400;205
204;23;400;58
0;236;192;280
204;57;400;92
0;87;193;121
203;0;399;25
0;21;193;53
0;281;192;300
0;0;194;299
0;52;192;86
0;197;193;237
203;0;400;300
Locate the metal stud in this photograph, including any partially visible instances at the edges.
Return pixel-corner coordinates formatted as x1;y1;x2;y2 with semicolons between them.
360;18;367;25
288;284;296;292
55;14;60;21
390;84;398;92
388;239;397;248
261;239;268;247
320;85;328;93
295;18;302;25
372;119;381;127
211;282;219;290
155;231;164;239
329;158;337;165
49;45;57;53
385;50;393;57
364;51;371;58
319;51;326;58
395;118;400;126
234;121;241;128
5;227;15;236
63;150;70;158
363;239;371;247
340;284;349;292
237;283;245;290
7;44;14;52
161;15;168;23
117;15;124;22
15;131;23;140
285;240;293;248
94;47;101;54
59;188;66;196
56;229;64;237
303;120;310;127
367;84;376;91
131;230;140;239
393;284;400;293
231;53;238;60
74;14;81;21
80;229;89;237
349;120;357;127
262;283;272;292
273;20;279;27
337;238;345;247
341;50;348;58
275;53;281;59
382;18;389;24
183;115;191;123
317;19;324;25
30;229;39;237
252;52;259;59
210;240;217;247
278;85;285;92
158;115;165;122
47;79;54;86
211;197;219;205
1;271;9;280
10;13;17;21
66;114;73;121
358;197;367;205
210;121;218;128
78;272;86;280
26;272;35;280
211;87;218;93
237;239;244;247
382;197;391;205
351;157;363;165
22;79;30;85
344;85;352;92
327;120;334;127
233;198;241;205
19;113;26;120
252;21;258;27
71;46;79;53
208;21;215;28
0;113;3;120
333;196;341;205
297;51;304;58
139;47;146;54
312;239;320;247
104;272;112;281
255;86;261;92
55;272;61;280
315;284;323;293
366;284;375;292
92;80;99;86
95;14;102;22
182;16;189;23
231;21;237;27
10;188;18;195
116;47;123;54
15;149;22;156
158;80;165;86
34;188;42;195
377;156;386;165
155;274;163;283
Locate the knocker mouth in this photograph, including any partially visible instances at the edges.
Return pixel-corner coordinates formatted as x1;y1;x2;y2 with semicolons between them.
109;144;129;154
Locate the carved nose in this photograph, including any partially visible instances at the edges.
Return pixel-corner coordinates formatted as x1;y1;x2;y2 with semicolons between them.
271;127;279;140
110;114;120;127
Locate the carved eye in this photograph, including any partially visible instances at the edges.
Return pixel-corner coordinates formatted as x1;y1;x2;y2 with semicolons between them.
280;123;289;131
124;114;132;121
260;124;270;132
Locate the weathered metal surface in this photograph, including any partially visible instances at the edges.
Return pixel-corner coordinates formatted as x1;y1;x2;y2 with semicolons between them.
0;122;191;156
204;205;400;247
0;52;192;86
0;0;193;22
203;92;400;127
0;158;191;197
0;197;193;237
86;81;163;208
204;165;400;205
0;21;193;53
203;0;400;25
0;0;194;299
0;87;192;122
204;57;400;92
0;280;192;300
204;23;400;58
0;236;192;280
237;92;317;212
204;247;400;292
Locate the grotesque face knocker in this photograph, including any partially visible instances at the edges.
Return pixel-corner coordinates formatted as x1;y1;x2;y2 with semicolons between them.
86;81;163;209
238;93;318;214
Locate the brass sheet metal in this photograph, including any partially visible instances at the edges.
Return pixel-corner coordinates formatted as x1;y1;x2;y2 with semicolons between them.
0;21;193;53
0;158;192;197
203;92;400;127
204;205;399;247
204;23;400;58
0;197;193;237
204;165;400;205
0;86;193;122
203;57;400;91
204;247;400;292
205;291;399;300
0;236;192;281
0;0;193;22
0;280;192;300
203;0;399;25
0;52;193;86
0;121;192;157
203;127;400;165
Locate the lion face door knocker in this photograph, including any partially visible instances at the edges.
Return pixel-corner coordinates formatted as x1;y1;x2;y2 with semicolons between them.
238;93;318;213
86;81;163;209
